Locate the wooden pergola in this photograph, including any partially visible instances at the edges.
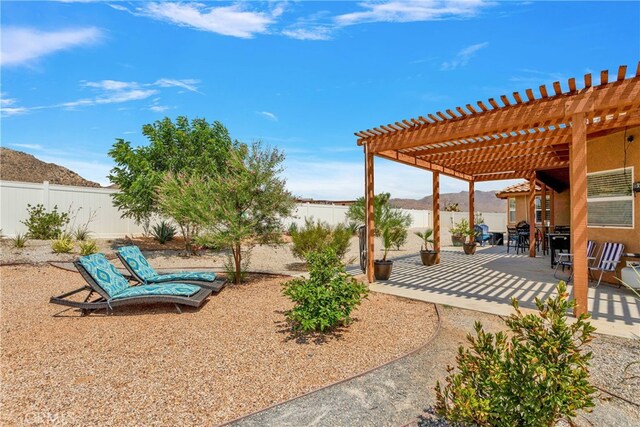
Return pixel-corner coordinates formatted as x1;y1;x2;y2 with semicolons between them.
355;62;640;316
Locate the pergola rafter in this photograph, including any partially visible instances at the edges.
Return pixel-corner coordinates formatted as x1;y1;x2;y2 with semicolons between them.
355;62;640;317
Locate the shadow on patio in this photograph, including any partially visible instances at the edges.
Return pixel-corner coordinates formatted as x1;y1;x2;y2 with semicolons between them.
349;246;639;338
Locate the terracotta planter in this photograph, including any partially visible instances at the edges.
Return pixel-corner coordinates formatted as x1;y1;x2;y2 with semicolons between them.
451;235;466;247
420;250;438;266
463;242;477;255
374;260;393;280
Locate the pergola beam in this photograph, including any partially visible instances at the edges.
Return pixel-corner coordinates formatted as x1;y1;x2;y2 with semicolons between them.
359;74;640;154
408;126;570;158
460;158;569;175
376;150;473;181
420;141;570;164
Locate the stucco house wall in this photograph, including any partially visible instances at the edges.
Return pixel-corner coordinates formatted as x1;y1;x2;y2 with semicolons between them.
497;126;639;283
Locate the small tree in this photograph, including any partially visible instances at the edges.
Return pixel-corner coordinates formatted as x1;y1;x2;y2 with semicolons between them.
435;281;596;426
108;116;235;230
168;142;295;283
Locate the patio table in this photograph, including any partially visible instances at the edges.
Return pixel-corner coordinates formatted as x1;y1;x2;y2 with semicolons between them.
548;232;570;268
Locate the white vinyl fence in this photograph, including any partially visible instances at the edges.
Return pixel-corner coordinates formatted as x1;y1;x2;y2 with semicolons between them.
1;180;506;240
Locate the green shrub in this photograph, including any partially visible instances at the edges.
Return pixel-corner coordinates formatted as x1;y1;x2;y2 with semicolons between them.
282;248;368;333
73;226;92;241
151;220;176;244
21;204;70;239
11;233;27;249
290;218;352;261
51;233;74;254
435;281;596;426
79;240;99;256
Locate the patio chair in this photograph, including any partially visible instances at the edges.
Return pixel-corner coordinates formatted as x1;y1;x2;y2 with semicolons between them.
474;224;492;246
553;240;598;282
516;223;530;254
506;227;519;253
589;242;625;288
116;245;226;292
50;253;212;315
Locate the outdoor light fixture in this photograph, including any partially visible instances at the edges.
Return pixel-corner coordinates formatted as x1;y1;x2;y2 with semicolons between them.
633;181;640;193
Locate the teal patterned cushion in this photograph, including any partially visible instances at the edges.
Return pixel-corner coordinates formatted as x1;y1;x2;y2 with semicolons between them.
148;271;216;283
112;283;200;299
79;253;130;298
117;245;157;281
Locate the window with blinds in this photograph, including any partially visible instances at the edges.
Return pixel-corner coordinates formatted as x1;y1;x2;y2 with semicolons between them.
587;168;634;228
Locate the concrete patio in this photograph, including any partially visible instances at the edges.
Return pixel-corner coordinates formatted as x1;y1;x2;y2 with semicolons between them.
349;246;639;338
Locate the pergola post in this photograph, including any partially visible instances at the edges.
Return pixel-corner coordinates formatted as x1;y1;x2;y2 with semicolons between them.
365;144;375;283
541;183;547;225
550;190;555;229
469;180;475;242
570;112;589;316
528;175;536;257
433;172;440;263
541;183;547;253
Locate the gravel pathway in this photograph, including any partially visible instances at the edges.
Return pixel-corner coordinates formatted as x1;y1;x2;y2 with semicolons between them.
0;265;437;426
228;306;640;427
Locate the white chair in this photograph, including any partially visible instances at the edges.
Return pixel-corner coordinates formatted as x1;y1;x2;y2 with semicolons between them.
589;242;625;287
553;240;598;282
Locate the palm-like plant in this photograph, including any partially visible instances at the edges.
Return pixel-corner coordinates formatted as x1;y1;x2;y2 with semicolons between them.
415;228;435;252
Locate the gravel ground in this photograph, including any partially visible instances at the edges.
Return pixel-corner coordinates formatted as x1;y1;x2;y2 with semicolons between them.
0;234;428;273
0;265;438;426
232;305;640;427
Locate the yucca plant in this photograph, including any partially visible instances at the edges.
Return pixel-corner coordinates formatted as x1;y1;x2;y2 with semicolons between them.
11;233;28;249
79;240;99;256
151;220;176;244
73;226;92;241
51;233;74;254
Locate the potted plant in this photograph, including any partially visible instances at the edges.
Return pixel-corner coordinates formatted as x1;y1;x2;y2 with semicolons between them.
347;192;413;281
374;226;396;280
463;226;479;255
449;218;469;247
415;228;438;266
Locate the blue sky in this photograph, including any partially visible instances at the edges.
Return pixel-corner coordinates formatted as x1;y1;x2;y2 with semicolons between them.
2;1;639;199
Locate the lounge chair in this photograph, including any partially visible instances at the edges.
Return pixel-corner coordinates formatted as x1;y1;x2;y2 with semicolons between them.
474;224;492;246
116;245;225;292
50;253;212;315
553;240;598;282
589;242;625;287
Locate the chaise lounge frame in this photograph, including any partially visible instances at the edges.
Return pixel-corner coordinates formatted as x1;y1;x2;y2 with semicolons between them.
115;251;226;292
49;260;213;315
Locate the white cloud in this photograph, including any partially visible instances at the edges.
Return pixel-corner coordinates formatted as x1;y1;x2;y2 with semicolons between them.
335;0;490;26
137;2;281;38
9;143;44;150
149;105;170;113
153;78;201;93
282;27;332;41
83;80;137;91
441;41;489;70
1;26;102;67
60;88;158;109
258;111;278;121
2;78;198;117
